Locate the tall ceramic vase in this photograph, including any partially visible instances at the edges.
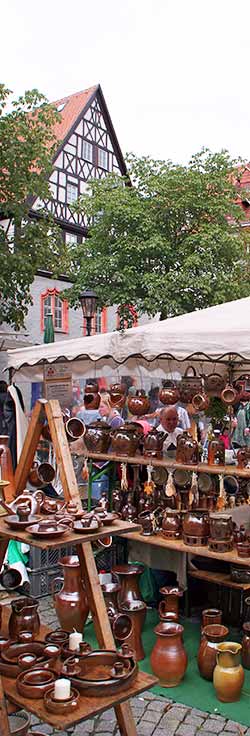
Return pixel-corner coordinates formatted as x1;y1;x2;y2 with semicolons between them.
0;436;15;502
52;556;89;633
150;622;188;687
112;563;145;624
213;643;244;702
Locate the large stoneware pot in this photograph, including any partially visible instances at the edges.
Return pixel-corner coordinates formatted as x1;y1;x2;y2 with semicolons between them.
198;624;229;680
52;556;89;633
150;622;188;687
84;421;111;453
213;643;244;702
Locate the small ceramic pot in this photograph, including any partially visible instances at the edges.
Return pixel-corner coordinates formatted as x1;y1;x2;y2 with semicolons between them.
201;609;222;631
16;667;56;698
84;421;111;453
143;429;167;458
110;425;140;456
162;509;182;537
237;542;250;558
44;685;80;714
182;510;209;538
213;642;244;702
176;433;199;465
192;392;210;411
159;382;180;405
65;417;85;442
9;597;40;639
109;384;126;409
209;513;233;541
45;629;69;645
127;390;150;417
159;587;183;622
84;383;101;409
198;624;229;680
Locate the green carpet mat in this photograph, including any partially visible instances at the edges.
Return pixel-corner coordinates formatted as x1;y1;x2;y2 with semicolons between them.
85;610;250;726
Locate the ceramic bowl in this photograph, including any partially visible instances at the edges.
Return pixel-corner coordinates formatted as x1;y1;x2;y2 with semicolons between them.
44;685;80;714
45;629;69;645
8;711;31;736
16;667;56;698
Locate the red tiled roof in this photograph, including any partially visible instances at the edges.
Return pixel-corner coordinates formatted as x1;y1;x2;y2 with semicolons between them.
50;86;98;144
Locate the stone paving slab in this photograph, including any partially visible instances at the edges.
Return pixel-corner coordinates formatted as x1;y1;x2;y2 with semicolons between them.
25;596;248;735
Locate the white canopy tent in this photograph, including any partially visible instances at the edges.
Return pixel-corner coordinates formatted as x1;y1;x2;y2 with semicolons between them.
6;297;250;385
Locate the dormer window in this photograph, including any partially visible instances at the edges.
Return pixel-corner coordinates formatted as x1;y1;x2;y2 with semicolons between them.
57;102;67;112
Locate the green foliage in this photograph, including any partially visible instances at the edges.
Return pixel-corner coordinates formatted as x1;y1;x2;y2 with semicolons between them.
0;85;67;328
68;150;250;323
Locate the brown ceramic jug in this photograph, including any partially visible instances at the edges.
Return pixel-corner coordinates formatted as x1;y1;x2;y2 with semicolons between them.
110;424;140;456
162;509;182;538
0;435;15;502
242;622;250;669
213;642;244;702
84;421;111;453
150;621;188;687
182;510;209;538
198;624;229;680
209;513;233;540
143;429;167;458
52;556;89;633
176;433;199;465
159;382;180;406
109;383;126;409
127;390;150;417
159;587;183;622
208;432;225;466
84;383;101;410
9;597;40;638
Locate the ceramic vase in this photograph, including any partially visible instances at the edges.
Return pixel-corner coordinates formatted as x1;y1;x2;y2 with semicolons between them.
52;555;89;633
159;587;183;622
198;624;229;680
112;564;144;607
213;643;244;702
201;609;222;632
150;622;188;687
119;600;146;661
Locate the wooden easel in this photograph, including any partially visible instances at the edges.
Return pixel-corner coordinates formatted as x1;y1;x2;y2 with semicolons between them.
0;399;155;735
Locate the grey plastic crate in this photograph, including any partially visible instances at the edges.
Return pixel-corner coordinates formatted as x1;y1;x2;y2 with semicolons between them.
29;565;63;598
29;543;77;570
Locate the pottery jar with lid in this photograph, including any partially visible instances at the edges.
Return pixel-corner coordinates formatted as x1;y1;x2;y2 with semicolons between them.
241;622;250;668
84;383;100;410
209;513;233;541
52;555;89;633
198;624;229;680
143;428;167;458
159;382;180;406
110;424;140;456
213;642;244;702
84;421;111;453
127;390;150;417
150;621;188;687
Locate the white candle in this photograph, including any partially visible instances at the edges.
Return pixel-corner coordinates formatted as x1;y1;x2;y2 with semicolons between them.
54;678;71;701
69;631;83;651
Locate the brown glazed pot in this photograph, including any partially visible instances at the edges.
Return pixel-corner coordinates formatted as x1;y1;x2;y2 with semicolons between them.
9;597;40;639
84;383;101;410
220;384;238;406
28;461;55;487
52;555;89;633
159;587;183;622
237;447;250;469
109;384;126;409
182;510;209;538
208;437;225;466
119;601;146;660
127;390;150;417
176;433;199;465
209;513;233;541
84;421;111;453
112;564;144;608
101;582;121;616
65;417;85;442
150;621;188;687
192;392;210;412
159;382;180;406
162;509;182;538
8;711;31;736
198;624;229;680
202;609;222;631
213;642;244;702
242;622;250;668
110;425;140;456
143;429;167;458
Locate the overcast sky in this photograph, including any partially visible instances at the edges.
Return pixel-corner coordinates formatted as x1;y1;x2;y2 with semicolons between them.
1;0;250;165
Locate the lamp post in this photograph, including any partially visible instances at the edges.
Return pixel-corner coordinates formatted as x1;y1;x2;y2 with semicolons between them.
79;289;97;337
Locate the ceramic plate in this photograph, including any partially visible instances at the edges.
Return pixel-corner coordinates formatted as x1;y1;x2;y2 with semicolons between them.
3;514;42;531
26;523;69;539
73;520;100;534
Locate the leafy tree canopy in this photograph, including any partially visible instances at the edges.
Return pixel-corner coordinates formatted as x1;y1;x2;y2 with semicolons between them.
0;85;67;328
68;150;250;325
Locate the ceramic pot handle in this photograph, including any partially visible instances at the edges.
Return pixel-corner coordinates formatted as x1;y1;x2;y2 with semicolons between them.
51;577;63;596
59;517;74;529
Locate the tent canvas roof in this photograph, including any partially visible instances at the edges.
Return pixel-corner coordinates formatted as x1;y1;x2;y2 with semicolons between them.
6;297;250;381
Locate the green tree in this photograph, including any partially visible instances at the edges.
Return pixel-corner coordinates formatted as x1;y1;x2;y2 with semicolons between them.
0;85;67;328
68;150;250;325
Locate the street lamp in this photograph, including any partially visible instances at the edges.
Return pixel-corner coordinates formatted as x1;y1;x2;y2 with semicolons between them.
79;289;97;337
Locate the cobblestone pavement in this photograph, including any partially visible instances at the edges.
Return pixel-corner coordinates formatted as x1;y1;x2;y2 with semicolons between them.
24;597;247;735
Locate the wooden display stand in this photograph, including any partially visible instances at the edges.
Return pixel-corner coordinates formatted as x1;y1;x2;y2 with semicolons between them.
0;400;157;736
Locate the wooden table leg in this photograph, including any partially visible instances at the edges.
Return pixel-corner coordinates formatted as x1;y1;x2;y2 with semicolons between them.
0;672;11;735
77;542;137;736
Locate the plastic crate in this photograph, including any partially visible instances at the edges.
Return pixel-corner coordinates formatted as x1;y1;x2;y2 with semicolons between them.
29;543;77;570
95;536;127;572
29;566;63;598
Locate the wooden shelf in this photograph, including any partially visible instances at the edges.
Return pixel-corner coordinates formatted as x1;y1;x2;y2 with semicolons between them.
85;451;250;478
125;530;250;567
188;569;250;590
1;606;157;729
0;518;140;550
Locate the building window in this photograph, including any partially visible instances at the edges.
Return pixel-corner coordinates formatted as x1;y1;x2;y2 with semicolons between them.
41;288;69;333
83;307;107;335
83;141;93;163
98;148;108;170
65;232;78;245
66;182;78;204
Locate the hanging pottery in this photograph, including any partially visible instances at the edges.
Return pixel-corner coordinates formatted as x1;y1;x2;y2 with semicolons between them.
220;384;237;406
84;383;101;410
127;390;150;417
208;432;225;466
179;367;202;403
204;373;226;396
109;383;126;409
159;382;180;406
192;392;210;412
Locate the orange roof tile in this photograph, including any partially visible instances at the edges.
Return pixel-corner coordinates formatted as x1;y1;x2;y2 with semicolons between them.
50;85;98;144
